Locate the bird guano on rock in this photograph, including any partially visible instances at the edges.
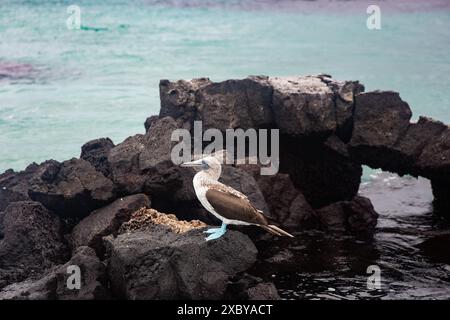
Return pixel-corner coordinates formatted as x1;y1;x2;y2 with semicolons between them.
180;152;294;241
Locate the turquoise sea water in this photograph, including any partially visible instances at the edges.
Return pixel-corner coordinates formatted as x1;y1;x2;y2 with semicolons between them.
1;0;450;171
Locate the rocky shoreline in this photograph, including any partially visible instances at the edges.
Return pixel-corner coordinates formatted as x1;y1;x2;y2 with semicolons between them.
1;75;449;299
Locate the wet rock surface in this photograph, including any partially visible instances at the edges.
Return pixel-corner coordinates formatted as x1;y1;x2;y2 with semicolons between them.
247;282;281;300
315;196;378;233
225;273;281;300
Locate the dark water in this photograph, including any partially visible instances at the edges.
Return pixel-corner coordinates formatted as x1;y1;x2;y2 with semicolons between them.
252;172;450;300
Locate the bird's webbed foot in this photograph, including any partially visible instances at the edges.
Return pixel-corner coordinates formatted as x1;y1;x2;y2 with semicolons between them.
204;223;227;241
203;227;222;234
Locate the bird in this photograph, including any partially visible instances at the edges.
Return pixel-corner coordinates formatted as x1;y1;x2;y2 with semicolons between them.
180;152;294;241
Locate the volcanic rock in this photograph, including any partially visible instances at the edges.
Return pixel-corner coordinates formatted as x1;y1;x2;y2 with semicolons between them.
349;91;412;169
416;125;450;178
27;158;116;221
315;196;378;233
160;77;273;131
430;179;450;217
0;246;108;300
269;76;336;138
240;164;316;228
0;201;66;289
106;223;257;299
144;115;159;132
159;78;211;126
108;134;147;194
247;282;281;300
108;117;184;198
0;161;58;211
280;137;362;208
320;75;364;142
119;207;206;234
225;273;280;300
70;194;151;256
80;138;115;177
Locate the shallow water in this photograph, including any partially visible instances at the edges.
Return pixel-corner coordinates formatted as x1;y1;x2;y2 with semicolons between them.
252;172;450;300
1;0;450;171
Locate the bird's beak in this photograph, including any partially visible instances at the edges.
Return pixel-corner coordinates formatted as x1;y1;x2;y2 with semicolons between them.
180;159;204;167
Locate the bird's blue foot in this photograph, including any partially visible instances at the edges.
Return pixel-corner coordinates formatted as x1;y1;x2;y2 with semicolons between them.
203;227;222;234
205;223;227;241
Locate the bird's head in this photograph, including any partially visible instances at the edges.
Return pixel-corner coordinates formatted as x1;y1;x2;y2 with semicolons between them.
180;154;222;180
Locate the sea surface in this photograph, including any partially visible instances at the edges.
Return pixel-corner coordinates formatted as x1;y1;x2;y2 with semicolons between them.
1;0;450;300
1;0;450;172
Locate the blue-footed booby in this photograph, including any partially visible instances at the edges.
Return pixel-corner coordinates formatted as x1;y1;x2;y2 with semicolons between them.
180;152;294;241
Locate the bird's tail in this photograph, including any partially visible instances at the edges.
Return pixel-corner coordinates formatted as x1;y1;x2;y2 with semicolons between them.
261;225;294;238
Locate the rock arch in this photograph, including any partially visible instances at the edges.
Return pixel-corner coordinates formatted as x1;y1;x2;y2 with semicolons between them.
159;75;450;216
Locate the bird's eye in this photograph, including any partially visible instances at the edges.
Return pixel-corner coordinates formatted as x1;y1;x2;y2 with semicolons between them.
202;159;208;167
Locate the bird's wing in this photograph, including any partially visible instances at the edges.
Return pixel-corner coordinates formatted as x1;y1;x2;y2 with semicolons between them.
210;182;250;201
205;184;268;225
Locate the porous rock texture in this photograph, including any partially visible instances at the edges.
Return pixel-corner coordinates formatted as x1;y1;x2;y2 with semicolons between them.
119;207;206;234
80;137;115;177
0;159;116;223
0;201;67;288
106;224;258;300
0;246;108;300
70;194;151;256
